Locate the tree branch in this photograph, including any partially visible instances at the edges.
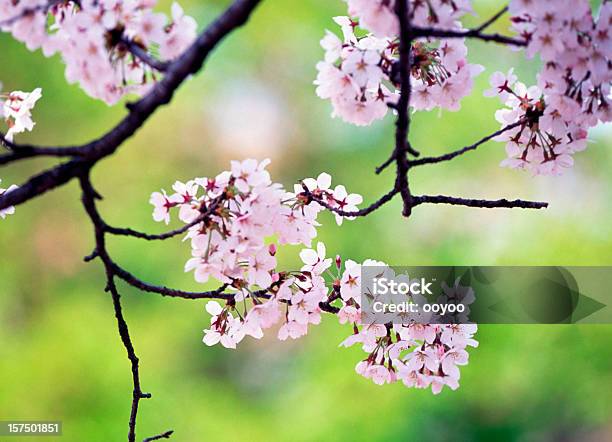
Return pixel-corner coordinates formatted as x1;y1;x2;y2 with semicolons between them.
412;26;526;46
111;262;233;300
304;186;399;217
105;196;223;241
0;132;84;165
120;37;171;72
143;431;175;442
474;6;509;33
412;195;549;209
80;173;161;442
409;121;524;168
394;0;414;217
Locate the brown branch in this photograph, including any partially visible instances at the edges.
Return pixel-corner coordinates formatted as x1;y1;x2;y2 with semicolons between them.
111;262;233;300
120;37;170;72
80;174;161;442
412;25;526;46
105;196;223;241
0;132;84;165
474;6;509;33
412;195;549;209
394;0;414;217
143;431;175;442
409;121;524;168
375;140;419;175
303;185;399;217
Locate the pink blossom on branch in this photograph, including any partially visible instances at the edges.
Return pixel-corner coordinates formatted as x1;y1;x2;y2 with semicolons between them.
0;87;42;141
315;1;483;126
486;0;611;175
0;0;197;104
147;159;479;395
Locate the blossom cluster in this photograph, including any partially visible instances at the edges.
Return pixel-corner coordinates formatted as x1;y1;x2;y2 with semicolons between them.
0;179;18;219
0;0;197;104
485;1;611;175
150;160;478;394
341;265;478;393
149;160;362;340
150;160;362;285
0;86;42;141
315;0;483;126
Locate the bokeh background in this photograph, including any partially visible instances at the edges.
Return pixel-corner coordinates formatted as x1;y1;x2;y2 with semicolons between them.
1;0;612;441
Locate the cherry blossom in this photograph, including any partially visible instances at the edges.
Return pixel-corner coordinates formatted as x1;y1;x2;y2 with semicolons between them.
145;160;479;393
315;1;483;126
486;75;590;175
0;0;197;104
486;0;611;175
1;88;42;141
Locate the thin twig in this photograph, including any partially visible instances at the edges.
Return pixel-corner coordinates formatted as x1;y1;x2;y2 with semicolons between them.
121;38;170;72
410;121;523;168
143;431;175;442
105;196;223;241
0;132;85;165
474;6;509;33
304;186;398;217
375;140;419;175
80;174;152;442
412;195;549;209
111;262;233;300
413;26;526;46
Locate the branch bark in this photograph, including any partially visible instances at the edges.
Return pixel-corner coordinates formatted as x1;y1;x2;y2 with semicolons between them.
412;26;526;46
80;174;164;442
409;121;524;168
394;0;414;217
412;195;549;209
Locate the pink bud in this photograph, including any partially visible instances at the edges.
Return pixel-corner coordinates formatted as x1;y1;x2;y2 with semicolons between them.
335;254;342;269
269;243;277;256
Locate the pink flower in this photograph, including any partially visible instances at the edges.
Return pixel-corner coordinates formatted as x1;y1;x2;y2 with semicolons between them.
484;69;518;101
338;305;361;324
230;158;271;193
2;88;42;141
247;248;276;289
340;259;361;302
300;242;332;275
149;190;174;224
331;185;363;225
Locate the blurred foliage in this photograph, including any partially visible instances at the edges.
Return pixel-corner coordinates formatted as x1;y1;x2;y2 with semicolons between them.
1;0;612;441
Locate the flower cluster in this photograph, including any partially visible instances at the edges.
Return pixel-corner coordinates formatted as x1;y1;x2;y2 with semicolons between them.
0;0;197;104
485;71;589;175
339;265;478;394
345;322;478;394
487;1;611;175
315;1;482;126
150;161;478;393
0;87;42;141
0;179;18;219
149;158;360;295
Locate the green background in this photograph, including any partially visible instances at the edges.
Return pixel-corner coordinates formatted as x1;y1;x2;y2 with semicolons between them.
1;1;612;440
